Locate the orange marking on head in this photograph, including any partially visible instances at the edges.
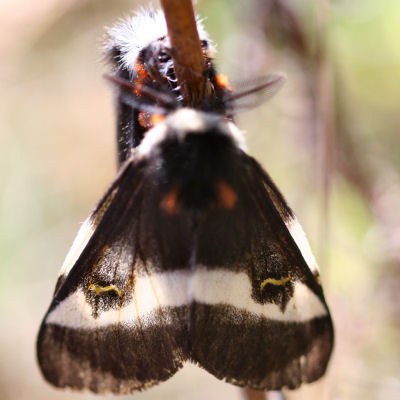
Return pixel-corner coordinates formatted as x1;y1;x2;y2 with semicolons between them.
134;62;149;79
133;62;150;96
133;81;143;97
161;187;180;214
151;114;165;126
138;111;152;128
215;74;232;90
217;181;237;209
138;113;164;129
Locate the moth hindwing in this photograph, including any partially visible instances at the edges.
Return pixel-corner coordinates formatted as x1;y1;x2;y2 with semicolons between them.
37;108;333;393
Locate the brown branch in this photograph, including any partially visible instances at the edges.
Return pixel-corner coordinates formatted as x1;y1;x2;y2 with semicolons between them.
313;0;335;269
255;0;400;271
242;389;267;400
252;0;335;268
242;389;286;400
160;0;206;106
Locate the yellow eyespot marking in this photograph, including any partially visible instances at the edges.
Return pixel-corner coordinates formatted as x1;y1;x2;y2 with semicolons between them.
88;283;122;297
86;245;110;301
260;273;291;293
143;380;158;388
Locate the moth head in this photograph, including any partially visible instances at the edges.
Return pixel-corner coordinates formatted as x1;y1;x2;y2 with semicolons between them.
136;108;246;159
104;8;213;74
105;7;285;136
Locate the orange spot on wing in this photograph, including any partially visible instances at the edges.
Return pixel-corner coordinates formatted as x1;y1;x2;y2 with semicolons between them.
161;187;180;214
217;181;237;209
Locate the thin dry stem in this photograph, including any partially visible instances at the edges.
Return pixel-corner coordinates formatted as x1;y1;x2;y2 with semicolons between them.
313;0;335;271
242;388;267;400
160;0;206;106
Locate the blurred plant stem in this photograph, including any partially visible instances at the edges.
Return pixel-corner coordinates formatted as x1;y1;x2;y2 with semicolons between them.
242;388;266;400
250;0;400;273
242;389;286;400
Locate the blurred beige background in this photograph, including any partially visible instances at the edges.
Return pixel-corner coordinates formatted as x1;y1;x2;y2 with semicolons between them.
1;0;399;399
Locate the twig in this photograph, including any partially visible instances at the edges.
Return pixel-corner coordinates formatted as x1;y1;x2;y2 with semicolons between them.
242;388;267;400
251;0;335;271
313;0;335;271
242;389;286;400
160;0;206;106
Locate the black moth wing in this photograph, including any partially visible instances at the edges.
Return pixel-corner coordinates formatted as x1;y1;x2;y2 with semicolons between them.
37;158;192;393
37;110;333;393
189;152;333;390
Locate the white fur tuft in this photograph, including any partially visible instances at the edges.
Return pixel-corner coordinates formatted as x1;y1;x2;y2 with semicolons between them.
137;109;247;158
105;7;212;70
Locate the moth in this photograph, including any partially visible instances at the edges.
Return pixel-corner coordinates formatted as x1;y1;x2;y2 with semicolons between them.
37;8;333;394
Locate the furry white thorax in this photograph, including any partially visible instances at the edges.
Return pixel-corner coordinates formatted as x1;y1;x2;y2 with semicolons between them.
105;7;212;70
47;267;327;329
137;108;247;158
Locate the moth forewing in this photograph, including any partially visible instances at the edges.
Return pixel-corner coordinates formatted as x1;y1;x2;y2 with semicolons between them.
37;156;189;392
38;108;333;392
